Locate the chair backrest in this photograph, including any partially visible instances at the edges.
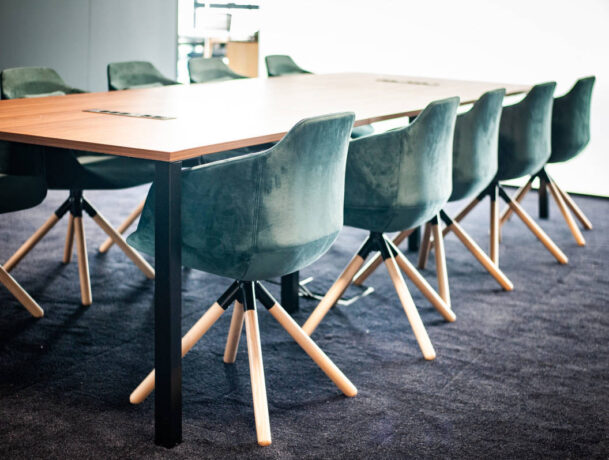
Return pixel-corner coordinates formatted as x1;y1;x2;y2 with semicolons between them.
129;113;354;281
188;57;247;83
550;76;595;164
0;141;47;214
265;55;311;77
450;89;505;201
344;97;459;233
107;61;177;90
497;82;556;181
1;67;83;99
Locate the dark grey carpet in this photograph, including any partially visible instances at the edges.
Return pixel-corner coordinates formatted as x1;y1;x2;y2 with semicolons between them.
1;186;607;459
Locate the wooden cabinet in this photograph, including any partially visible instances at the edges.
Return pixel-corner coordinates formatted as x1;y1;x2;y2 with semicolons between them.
226;41;259;78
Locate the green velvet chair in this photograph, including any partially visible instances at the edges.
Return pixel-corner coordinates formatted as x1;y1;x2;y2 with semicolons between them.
127;113;358;446
265;54;374;139
354;89;514;292
450;82;568;268
1;67;156;307
500;76;596;246
302;98;460;362
0;141;47;317
188;57;247;83
107;61;178;91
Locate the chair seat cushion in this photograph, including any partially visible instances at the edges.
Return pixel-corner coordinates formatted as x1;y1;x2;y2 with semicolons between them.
351;124;374;138
46;151;155;190
24;90;66;98
344;202;444;234
0;173;47;214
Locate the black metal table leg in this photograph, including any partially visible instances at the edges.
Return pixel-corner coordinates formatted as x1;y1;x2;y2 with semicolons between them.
539;172;549;219
408;226;421;252
154;161;182;447
281;271;299;313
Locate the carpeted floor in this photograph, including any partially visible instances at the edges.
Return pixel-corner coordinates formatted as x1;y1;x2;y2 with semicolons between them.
0;186;607;459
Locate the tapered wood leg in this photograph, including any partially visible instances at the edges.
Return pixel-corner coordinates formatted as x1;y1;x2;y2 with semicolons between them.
91;212;155;279
445;218;514;290
99;200;145;253
440;197;481;239
4;214;60;272
490;195;499;265
302;253;366;336
63;214;75;264
500;189;568;264
388;242;456;322
245;309;272;446
130;303;226;404
431;218;450;308
500;176;534;226
267;302;357;397
73;217;92;306
223;301;244;363
352;228;414;286
0;265;44;318
384;255;436;360
547;180;586;246
417;223;433;269
553;180;593;230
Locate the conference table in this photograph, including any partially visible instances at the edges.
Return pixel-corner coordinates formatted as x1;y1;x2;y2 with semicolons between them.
0;72;529;447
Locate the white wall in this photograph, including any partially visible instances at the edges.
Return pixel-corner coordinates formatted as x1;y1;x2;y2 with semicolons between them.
260;0;609;196
0;0;178;92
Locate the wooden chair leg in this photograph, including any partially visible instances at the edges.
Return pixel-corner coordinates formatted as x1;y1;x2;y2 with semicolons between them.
431;217;450;308
552;180;593;230
90;211;155;279
388;241;456;322
499;188;568;264
223;300;245;363
384;253;436;360
429;197;482;253
490;195;500;265
546;179;585;246
4;214;60;272
499;176;534;227
63;214;75;264
352;228;414;286
245;309;272;446
417;223;433;270
0;265;44;318
302;253;366;336
443;217;514;291
130;302;226;404
266;301;357;397
73;217;92;306
98;200;145;253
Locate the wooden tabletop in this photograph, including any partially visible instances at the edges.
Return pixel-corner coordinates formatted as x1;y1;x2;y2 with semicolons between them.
0;73;530;162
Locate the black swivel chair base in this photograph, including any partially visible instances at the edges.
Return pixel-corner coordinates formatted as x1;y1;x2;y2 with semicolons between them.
500;168;590;246
302;228;456;361
129;280;357;446
451;182;569;266
2;190;154;306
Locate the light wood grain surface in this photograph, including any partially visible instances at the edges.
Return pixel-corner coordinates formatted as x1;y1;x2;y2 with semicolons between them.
0;73;529;162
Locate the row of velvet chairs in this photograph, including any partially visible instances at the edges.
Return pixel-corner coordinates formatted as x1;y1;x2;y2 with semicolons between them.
127;76;595;446
0;60;595;446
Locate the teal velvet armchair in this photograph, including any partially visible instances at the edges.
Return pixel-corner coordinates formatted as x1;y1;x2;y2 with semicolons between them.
501;76;596;245
107;61;178;91
355;90;514;291
0;140;47;318
127;113;358;446
188;57;247;83
265;54;373;138
1;66;156;307
302;98;460;362
454;82;568;268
